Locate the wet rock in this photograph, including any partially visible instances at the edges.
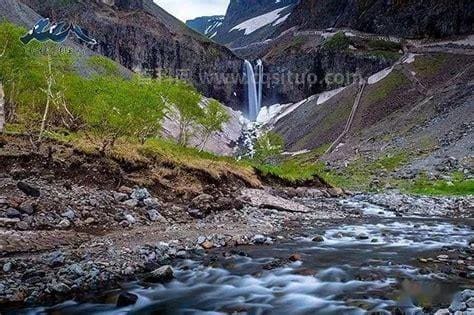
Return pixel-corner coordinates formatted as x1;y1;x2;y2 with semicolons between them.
18;202;35;215
434;309;449;315
289;254;302;262
145;265;174;283
131;188;150;201
449;301;467;312
6;208;21;219
241;189;311;213
197;236;206;245
356;233;370;240
117;292;138;307
66;263;84;277
312;235;325;242
252;234;266;244
17;182;41;197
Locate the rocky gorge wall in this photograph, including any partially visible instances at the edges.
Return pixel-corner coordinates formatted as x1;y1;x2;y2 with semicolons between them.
19;0;246;111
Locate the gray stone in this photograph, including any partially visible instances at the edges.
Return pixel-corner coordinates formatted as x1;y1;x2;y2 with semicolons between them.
449;301;467;312
252;234;266;244
46;251;65;267
144;198;160;208
2;262;12;273
147;210;165;222
49;281;71;293
67;263;84;276
61;209;76;220
197;236;206;244
6;208;21;219
123;199;139;208
434;309;450;315
145;265;174;283
131;188;151;201
113;192;129;202
0;283;5;295
18;202;35;215
16;221;29;230
467;297;474;308
17;182;40;197
125;214;136;224
58;219;71;229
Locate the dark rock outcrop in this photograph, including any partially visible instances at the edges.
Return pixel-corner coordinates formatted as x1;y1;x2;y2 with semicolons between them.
186;15;224;38
283;0;474;39
19;0;245;110
212;0;299;48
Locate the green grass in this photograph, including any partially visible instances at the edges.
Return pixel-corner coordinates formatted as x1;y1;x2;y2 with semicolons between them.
366;50;402;61
407;174;474;196
254;160;323;183
323;32;350;51
87;55;120;77
412;54;447;77
365;70;407;105
367;39;401;52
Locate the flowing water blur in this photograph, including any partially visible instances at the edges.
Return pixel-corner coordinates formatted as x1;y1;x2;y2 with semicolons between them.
13;199;474;315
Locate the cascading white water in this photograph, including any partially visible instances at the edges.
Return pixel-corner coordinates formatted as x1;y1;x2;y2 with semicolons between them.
256;59;263;114
244;60;259;121
244;59;264;121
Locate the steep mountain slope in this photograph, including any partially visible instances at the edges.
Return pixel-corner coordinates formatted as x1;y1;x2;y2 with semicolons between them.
282;0;474;39
186;15;224;38
209;0;299;49
267;47;474;182
17;0;245;110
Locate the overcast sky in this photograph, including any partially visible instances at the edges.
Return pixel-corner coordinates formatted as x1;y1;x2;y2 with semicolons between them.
154;0;230;22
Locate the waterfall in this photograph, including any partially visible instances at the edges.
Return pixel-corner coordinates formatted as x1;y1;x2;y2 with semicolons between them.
244;59;263;121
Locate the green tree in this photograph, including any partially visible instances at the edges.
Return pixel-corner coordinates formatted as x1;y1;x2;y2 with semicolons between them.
197;99;230;151
163;79;203;145
254;131;284;164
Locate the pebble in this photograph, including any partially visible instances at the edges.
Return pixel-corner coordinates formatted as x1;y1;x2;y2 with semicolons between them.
58;219;71;229
6;208;21;219
289;254;302;262
123;199;139;208
19;202;35;215
312;235;325;242
201;241;214;250
130;188;150;201
61;209;76;220
125;214;136;224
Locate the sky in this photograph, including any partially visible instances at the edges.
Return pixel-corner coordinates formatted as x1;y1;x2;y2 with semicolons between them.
154;0;230;22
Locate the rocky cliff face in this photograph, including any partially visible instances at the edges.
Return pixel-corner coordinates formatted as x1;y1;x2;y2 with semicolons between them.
209;0;299;48
0;83;4;133
283;0;474;38
19;0;245;110
186;15;224;38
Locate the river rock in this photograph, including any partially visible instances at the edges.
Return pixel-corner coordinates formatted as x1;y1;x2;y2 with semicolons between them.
145;265;174;283
46;251;65;267
312;235;325;242
6;208;21;219
18;202;35;215
58;219;71;229
3;262;12;273
61;209;76;220
289;254;302;262
241;189;311;213
17;182;41;197
147;210;165;222
123;199;139;208
356;233;370;240
191;194;214;212
144;198;160;208
327;187;345;197
131;188;150;201
201;241;214;249
117;292;138;307
113;192;129;202
449;301;467;312
466;297;474;308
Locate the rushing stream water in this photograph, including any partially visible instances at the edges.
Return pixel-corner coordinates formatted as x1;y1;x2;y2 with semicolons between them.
13;199;474;315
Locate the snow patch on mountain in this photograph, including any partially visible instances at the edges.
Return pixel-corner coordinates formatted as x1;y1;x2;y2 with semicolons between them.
230;6;290;35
